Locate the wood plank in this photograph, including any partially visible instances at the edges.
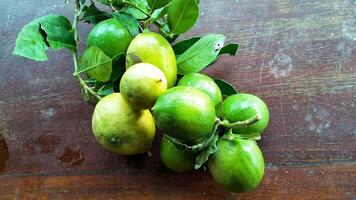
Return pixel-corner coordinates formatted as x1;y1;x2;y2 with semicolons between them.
0;0;355;199
0;164;354;200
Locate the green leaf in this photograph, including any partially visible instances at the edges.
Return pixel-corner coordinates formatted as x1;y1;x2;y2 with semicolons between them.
97;81;115;96
163;125;218;153
159;23;179;43
147;0;171;10
40;23;76;52
195;130;219;169
121;0;149;20
110;53;126;81
112;12;139;37
76;46;112;82
219;43;239;56
13;15;73;61
208;43;239;66
97;0;123;7
214;79;238;97
167;0;199;34
172;37;200;55
82;3;112;24
177;34;225;75
151;6;168;22
97;0;110;5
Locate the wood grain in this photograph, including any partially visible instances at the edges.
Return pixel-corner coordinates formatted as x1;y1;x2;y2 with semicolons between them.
0;0;355;199
0;164;355;200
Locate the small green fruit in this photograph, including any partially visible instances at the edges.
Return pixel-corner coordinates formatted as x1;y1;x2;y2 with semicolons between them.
160;136;197;172
152;86;216;143
87;18;132;58
126;32;177;88
92;93;155;155
120;63;167;110
223;93;269;136
208;135;264;193
178;73;222;106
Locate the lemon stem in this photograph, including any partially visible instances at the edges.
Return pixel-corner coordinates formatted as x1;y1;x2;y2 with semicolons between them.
109;3;119;12
222;129;235;141
72;0;101;101
218;115;262;129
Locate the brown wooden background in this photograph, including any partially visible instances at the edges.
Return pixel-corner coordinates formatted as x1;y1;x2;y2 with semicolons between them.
0;0;355;199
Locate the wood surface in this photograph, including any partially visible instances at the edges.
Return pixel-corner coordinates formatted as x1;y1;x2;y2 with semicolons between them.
0;0;355;199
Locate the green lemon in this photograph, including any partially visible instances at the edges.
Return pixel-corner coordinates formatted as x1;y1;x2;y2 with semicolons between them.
208;135;264;193
126;32;177;88
92;93;156;155
223;93;269;136
87;18;132;58
120;63;167;110
160;136;197;172
152;86;216;143
177;73;222;106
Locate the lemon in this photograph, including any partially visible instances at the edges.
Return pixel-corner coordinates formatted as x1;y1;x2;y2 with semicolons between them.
92;93;155;155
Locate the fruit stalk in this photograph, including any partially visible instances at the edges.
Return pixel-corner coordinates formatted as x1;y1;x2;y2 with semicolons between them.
72;0;85;73
218;115;262;129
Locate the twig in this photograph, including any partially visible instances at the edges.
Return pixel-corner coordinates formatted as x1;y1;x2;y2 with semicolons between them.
72;0;101;101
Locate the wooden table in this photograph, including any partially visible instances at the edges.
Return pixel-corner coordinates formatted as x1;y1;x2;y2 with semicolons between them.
0;0;355;199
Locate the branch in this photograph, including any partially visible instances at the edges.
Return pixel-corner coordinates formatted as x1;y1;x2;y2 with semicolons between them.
72;0;102;101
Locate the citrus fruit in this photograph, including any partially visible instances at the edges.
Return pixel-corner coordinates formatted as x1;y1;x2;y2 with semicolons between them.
120;63;167;110
223;93;269;136
160;136;197;172
152;86;216;143
177;73;222;106
126;32;177;87
87;18;132;58
208;134;264;193
92;93;155;155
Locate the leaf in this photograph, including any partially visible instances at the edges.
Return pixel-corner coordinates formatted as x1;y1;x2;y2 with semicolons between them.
13;15;73;61
219;43;239;56
167;0;199;34
121;0;149;20
208;43;239;66
82;3;112;24
159;23;179;43
163;125;218;153
214;79;238;97
151;6;168;22
40;23;76;52
195;131;219;169
177;34;225;75
97;0;123;6
147;0;171;10
112;12;139;37
76;46;112;82
110;53;126;81
172;37;200;55
97;82;115;96
97;0;110;5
